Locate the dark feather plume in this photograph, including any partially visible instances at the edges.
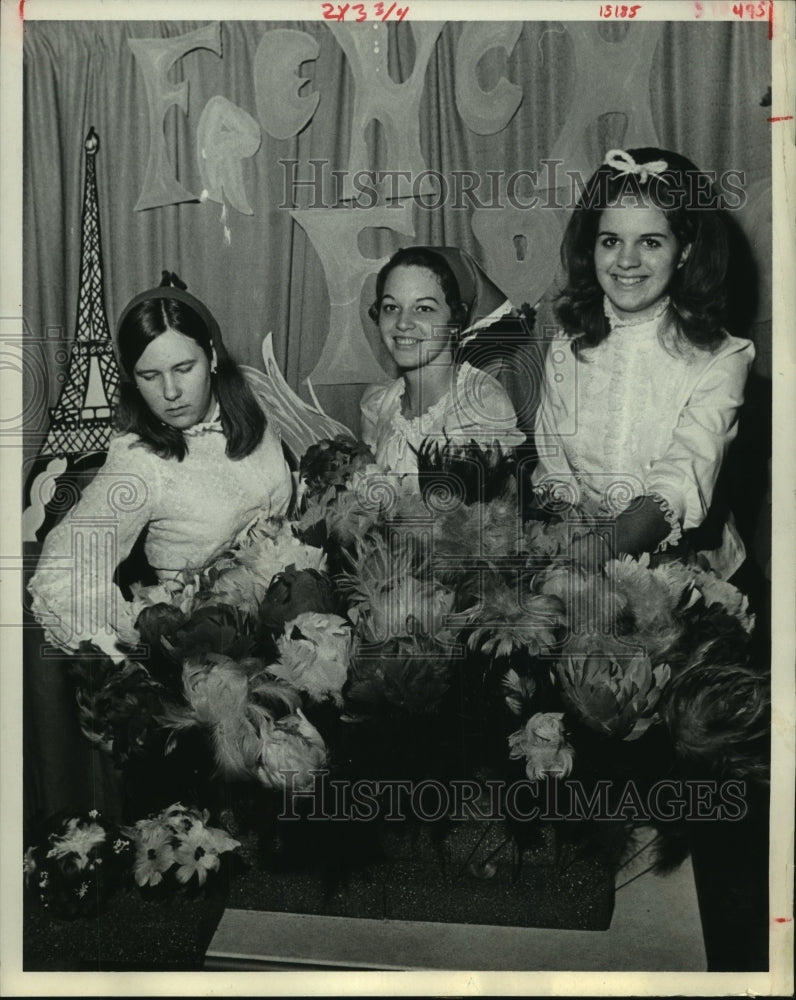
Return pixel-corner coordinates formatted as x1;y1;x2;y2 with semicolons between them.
415;438;517;508
663;643;770;784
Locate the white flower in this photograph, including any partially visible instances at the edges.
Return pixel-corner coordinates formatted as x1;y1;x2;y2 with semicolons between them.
132;822;176;888
180;655;250;728
508;712;575;780
207;519;327;616
272;612;352;705
346;463;386;494
129;580;185;620
501;669;536;716
605;555;678;632
256;708;327;791
128;804;239;888
47;818;106;870
172;821;239;886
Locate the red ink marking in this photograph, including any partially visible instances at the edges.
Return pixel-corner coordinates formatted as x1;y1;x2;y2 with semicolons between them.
381;2;396;20
767;116;794;122
19;0;24;20
599;3;642;16
768;0;774;40
774;916;793;923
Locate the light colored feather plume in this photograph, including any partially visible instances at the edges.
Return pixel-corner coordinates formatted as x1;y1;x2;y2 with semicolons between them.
255;708;327;791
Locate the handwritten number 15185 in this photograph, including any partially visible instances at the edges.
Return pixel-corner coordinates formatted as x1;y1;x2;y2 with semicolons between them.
599;4;642;17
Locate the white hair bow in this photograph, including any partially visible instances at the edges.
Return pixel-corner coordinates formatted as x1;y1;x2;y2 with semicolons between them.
604;149;669;183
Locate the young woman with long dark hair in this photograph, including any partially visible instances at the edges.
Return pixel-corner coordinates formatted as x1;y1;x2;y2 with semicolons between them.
29;273;293;660
533;148;754;577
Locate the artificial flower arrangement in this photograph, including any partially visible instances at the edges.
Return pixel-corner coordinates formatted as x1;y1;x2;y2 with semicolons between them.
295;438;766;791
24;804;239;919
28;436;770;918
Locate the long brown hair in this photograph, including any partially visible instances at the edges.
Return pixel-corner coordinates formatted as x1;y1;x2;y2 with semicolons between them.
115;273;266;461
556;148;731;355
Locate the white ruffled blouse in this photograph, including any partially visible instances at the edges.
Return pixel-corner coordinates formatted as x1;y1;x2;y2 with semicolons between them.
360;362;525;479
532;299;755;578
28;413;292;652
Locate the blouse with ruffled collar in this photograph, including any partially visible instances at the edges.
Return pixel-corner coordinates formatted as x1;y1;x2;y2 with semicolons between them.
533;297;754;578
360;362;524;481
28;415;292;652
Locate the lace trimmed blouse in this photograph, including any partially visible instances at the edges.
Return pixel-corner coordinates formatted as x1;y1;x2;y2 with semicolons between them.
28;420;292;652
360;361;525;479
532;299;754;577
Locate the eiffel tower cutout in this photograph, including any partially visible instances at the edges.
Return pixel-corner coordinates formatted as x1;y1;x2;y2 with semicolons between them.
39;127;120;459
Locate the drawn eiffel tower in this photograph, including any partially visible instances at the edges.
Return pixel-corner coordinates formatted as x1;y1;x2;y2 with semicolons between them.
39;126;120;459
24;128;121;542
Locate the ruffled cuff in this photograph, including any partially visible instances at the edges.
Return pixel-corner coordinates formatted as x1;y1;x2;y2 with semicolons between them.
28;574;139;653
28;585;72;651
648;492;683;551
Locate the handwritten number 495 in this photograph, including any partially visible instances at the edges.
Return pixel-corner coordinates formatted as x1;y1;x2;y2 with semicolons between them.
695;2;771;16
731;2;770;16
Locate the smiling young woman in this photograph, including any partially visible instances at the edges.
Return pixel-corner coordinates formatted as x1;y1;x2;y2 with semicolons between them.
592;203;689;323
360;247;524;481
533;148;754;578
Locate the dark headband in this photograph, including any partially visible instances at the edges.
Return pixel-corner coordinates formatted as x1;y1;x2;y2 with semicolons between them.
117;285;223;352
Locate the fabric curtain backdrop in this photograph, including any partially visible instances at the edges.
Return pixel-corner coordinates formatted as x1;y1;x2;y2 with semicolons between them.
22;18;771;825
23;19;772;453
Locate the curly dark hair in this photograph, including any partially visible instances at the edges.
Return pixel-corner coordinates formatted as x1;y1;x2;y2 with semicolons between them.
556;148;731;354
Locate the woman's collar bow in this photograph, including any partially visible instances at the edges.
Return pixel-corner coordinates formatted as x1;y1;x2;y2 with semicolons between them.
183;402;223;437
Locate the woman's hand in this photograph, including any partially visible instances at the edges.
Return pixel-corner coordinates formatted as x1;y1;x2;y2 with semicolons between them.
568;496;672;571
613;495;672;558
89;629;127;665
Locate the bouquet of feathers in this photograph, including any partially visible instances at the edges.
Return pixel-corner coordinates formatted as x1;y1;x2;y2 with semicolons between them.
67;645;171;766
299;435;377;501
67;515;340;805
24;804;241;918
130;517;328;623
61;437;767;885
24;810;135;919
318;438;764;789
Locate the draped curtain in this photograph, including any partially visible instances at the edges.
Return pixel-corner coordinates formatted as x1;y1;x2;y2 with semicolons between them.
23;19;772;451
22;17;772;824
